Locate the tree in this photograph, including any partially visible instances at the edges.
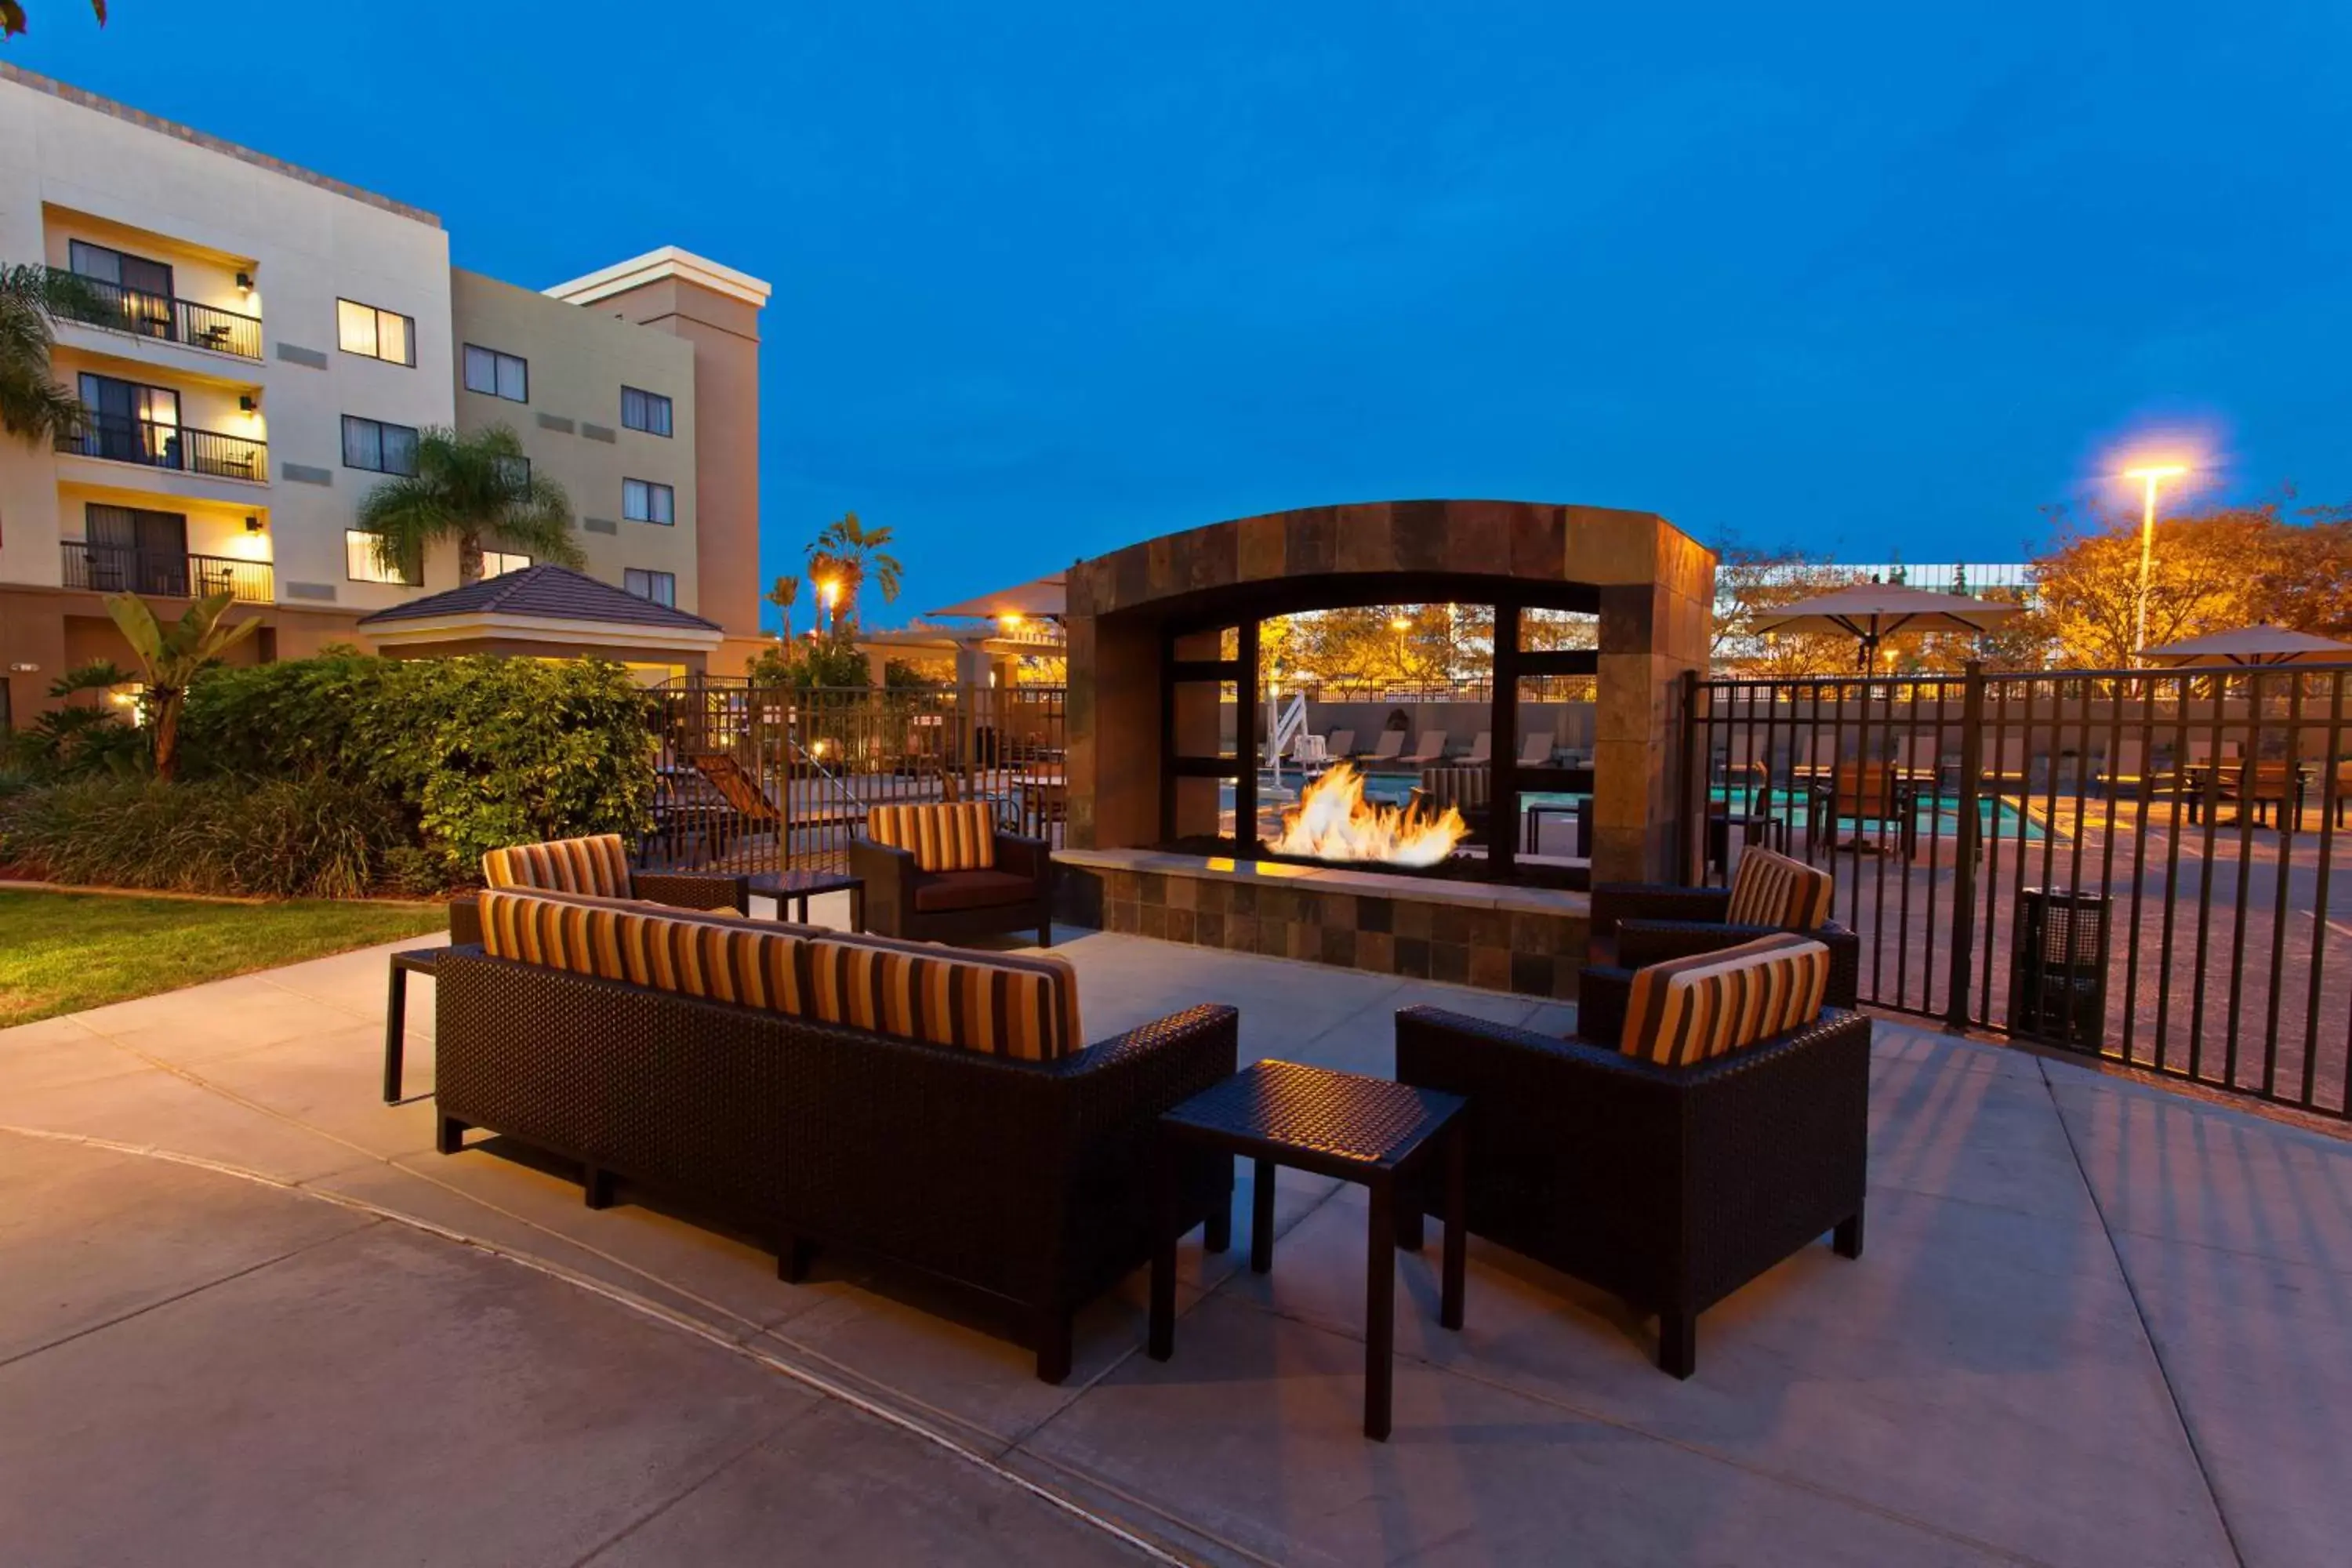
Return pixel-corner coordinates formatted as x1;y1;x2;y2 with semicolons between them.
2031;499;2310;667
0;263;96;445
764;573;801;642
1709;541;1867;677
106;592;262;781
352;424;582;586
804;512;903;629
1;2;104;41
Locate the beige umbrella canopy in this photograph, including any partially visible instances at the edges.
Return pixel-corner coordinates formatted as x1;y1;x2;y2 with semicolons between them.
928;572;1067;621
1750;583;2026;669
2137;624;2352;667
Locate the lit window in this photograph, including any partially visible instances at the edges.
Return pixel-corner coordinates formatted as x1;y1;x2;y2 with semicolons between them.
346;529;420;586
341;415;419;475
337;299;416;365
622;477;674;524
463;344;528;402
623;568;676;607
620;386;672;437
482;550;531;578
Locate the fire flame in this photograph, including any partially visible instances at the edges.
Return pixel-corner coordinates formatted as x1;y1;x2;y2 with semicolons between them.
1265;761;1468;867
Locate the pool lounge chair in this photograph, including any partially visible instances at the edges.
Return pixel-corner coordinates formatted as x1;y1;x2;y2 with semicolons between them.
1361;731;1406;766
1400;729;1450;767
1463;732;1493;765
1324;728;1356;761
1519;731;1555;768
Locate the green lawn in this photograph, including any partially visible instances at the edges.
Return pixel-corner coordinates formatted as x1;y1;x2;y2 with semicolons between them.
0;889;448;1027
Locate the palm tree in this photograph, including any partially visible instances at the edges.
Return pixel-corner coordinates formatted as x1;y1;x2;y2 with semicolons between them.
106;591;261;782
0;263;93;445
806;512;903;628
764;573;801;641
353;423;582;586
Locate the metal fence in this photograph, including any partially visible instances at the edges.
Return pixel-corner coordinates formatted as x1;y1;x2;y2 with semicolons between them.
643;684;1067;876
1682;662;2352;1119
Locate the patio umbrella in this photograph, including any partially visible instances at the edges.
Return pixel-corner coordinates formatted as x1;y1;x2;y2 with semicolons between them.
929;572;1067;621
1749;583;2026;670
2137;624;2352;666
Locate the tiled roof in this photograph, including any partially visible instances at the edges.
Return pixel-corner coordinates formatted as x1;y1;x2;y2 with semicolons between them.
356;564;722;632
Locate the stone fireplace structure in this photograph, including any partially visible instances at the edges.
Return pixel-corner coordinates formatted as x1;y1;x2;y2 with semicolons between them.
1055;499;1714;993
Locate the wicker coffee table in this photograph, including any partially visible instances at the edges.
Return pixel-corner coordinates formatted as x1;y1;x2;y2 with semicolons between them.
1149;1059;1468;1439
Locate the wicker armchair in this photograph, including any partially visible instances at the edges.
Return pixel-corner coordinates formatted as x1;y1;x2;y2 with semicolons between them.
1395;993;1869;1377
433;946;1237;1383
452;832;750;944
1588;855;1860;1010
851;804;1054;946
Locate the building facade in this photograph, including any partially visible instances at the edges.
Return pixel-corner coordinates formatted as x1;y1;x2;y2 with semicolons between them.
0;65;768;724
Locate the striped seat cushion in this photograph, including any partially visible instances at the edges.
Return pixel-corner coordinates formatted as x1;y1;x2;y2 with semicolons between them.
482;834;633;899
1722;845;1833;929
1417;766;1491;811
866;803;998;872
1619;932;1830;1067
476;891;1080;1061
477;889;811;1014
805;934;1082;1062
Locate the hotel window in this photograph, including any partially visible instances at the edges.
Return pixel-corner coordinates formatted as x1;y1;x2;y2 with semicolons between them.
341;415;420;476
337;299;415;365
345;529;420;586
482;550;531;578
623;568;676;608
463;344;528;402
493;453;531;491
622;477;674;525
620;386;672;437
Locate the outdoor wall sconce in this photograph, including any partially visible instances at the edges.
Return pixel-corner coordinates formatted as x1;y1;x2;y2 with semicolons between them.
235;270;253;292
239;395;257;412
245;516;263;533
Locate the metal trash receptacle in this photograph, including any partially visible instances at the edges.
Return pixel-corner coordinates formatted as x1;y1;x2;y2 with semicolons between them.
2009;887;2111;1047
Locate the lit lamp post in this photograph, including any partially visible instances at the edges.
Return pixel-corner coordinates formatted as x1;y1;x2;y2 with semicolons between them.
1389;615;1411;691
819;579;841;634
2123;463;2187;665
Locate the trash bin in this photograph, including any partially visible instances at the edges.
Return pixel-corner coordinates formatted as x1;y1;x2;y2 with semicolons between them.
2009;888;2110;1047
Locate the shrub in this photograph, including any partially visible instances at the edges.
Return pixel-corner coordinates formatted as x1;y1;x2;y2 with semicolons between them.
178;654;654;880
0;775;408;898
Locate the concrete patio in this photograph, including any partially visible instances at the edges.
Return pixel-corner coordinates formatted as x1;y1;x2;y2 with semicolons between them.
3;897;2347;1566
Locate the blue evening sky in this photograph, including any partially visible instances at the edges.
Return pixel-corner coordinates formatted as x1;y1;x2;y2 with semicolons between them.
13;3;2350;626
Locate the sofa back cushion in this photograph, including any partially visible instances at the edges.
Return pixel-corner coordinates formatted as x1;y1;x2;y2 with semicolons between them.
806;934;1082;1062
477;888;811;1014
866;802;998;872
1620;932;1829;1067
1417;765;1490;811
1723;845;1833;929
475;891;1080;1061
482;834;633;899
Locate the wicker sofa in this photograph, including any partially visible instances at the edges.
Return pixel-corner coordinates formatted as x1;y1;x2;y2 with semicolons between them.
433;887;1236;1381
1588;844;1860;1009
851;802;1054;946
1396;935;1869;1377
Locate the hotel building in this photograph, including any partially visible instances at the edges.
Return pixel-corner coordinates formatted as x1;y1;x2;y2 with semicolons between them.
0;64;770;723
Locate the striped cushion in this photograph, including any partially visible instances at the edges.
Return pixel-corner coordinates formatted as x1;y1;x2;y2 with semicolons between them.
1723;845;1833;929
806;935;1081;1062
477;889;810;1013
478;884;759;924
866;803;998;872
1619;932;1830;1067
1417;766;1491;810
475;891;1078;1061
482;834;633;898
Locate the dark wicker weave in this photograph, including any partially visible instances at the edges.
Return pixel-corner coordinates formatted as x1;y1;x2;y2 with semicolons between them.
1394;1000;1869;1378
1588;881;1860;1009
432;947;1236;1381
851;831;1054;947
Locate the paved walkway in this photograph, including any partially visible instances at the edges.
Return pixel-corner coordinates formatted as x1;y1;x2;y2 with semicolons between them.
3;900;2348;1566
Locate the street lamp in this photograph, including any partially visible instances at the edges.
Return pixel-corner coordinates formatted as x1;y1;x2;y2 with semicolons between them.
819;579;841;633
2123;464;2188;664
1388;615;1411;691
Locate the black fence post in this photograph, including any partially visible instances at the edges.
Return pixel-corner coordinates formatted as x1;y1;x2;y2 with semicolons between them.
1946;660;1986;1029
1676;668;1700;886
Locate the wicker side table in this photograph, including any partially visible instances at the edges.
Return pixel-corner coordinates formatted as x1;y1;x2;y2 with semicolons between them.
383;946;446;1103
1149;1059;1467;1440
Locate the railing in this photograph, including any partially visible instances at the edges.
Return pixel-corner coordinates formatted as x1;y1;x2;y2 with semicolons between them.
56;412;267;482
644;684;1068;876
47;269;263;359
1683;663;2352;1120
60;542;274;604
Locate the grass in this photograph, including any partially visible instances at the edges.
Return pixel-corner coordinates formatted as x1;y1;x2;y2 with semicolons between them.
0;888;448;1027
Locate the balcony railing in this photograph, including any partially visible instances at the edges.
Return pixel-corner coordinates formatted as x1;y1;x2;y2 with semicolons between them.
60;542;274;604
56;412;267;483
47;269;263;360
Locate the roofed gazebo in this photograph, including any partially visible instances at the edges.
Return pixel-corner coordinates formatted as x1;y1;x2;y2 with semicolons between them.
356;564;725;681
